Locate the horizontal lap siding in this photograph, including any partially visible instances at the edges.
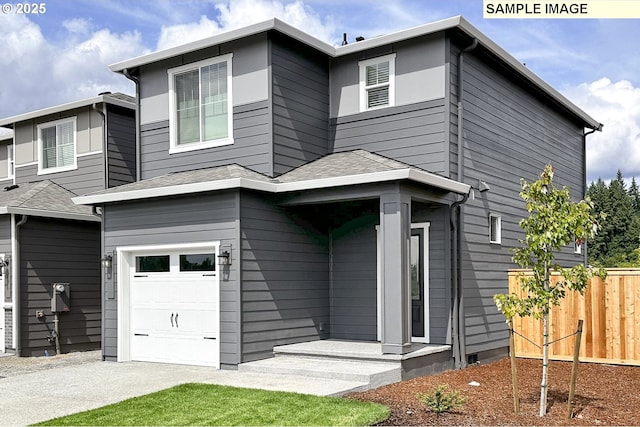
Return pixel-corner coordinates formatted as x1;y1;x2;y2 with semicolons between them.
20;218;100;356
451;43;587;355
107;106;136;187
102;192;240;365
140;101;272;179
240;192;329;362
16;154;104;195
330;100;447;174
331;216;378;341
271;34;329;176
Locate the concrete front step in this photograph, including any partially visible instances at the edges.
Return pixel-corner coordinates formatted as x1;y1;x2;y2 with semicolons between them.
238;355;402;391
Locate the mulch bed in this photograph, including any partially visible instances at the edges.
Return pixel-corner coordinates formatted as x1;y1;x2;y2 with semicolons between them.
348;357;639;425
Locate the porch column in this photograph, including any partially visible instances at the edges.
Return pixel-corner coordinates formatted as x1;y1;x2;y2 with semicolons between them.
379;191;412;354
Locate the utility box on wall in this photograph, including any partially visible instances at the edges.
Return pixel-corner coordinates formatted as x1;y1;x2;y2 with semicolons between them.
51;283;70;312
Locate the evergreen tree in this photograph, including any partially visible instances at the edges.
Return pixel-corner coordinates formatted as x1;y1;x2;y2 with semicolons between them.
605;170;634;265
629;177;640;213
586;178;609;265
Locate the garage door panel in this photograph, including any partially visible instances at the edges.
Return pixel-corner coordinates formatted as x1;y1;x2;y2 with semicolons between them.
129;249;220;368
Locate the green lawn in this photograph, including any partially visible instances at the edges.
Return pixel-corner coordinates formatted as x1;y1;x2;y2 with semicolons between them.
34;383;390;426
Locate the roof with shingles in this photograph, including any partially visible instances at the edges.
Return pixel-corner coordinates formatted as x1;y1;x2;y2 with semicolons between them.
73;150;470;205
0;180;97;221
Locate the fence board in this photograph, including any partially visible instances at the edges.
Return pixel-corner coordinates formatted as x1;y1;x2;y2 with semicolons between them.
508;269;640;366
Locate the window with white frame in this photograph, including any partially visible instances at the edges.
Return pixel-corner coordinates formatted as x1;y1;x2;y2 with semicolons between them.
37;117;77;174
168;54;233;153
489;214;502;244
359;53;396;111
7;144;14;179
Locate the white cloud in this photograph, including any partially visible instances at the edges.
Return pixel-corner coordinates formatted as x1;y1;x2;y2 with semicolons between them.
156;0;337;50
62;17;92;35
562;78;640;183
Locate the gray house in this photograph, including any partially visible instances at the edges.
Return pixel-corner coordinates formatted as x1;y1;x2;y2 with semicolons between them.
0;93;136;356
75;16;600;375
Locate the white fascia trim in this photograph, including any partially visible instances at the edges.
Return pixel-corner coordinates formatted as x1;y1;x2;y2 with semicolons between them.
110;18;335;73
73;177;277;205
74;169;470;205
77;150;103;158
0;95;134;128
0;207;100;222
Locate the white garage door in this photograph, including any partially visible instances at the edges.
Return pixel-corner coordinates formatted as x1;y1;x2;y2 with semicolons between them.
130;250;219;367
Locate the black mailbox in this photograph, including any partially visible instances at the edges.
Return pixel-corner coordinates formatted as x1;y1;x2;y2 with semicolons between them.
51;283;70;312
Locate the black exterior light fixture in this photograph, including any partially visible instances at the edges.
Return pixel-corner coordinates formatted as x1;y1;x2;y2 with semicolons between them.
101;254;113;269
217;250;231;266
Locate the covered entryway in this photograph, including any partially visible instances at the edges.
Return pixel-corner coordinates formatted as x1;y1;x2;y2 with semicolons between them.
118;243;220;368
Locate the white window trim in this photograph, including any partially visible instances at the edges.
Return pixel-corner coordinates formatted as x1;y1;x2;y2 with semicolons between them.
168;54;234;154
574;238;583;255
359;53;396;112
489;214;502;244
7;144;14;179
37;117;78;175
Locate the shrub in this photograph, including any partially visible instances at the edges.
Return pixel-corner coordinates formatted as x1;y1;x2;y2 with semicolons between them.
417;384;466;414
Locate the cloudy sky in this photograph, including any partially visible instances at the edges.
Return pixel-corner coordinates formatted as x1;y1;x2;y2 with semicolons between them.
0;0;638;183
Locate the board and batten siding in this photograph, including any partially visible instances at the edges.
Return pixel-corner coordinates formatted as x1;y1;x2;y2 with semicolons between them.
240;192;329;362
330;100;448;175
19;217;100;356
106;105;136;188
15;154;105;196
270;33;330;176
102;192;241;366
139;101;272;179
449;41;588;357
330;215;378;341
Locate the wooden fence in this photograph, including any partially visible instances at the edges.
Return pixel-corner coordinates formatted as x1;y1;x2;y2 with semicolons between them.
508;269;640;366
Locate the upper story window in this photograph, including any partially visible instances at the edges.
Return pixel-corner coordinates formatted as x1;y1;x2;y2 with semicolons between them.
37;117;77;175
168;54;234;153
359;53;396;111
7;144;14;179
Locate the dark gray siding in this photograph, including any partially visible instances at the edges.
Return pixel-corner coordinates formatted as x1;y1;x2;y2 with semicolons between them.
15;154;105;195
449;41;588;356
413;204;451;344
102;192;240;365
271;33;329;176
19;218;100;356
140;101;272;179
330;215;378;341
330;99;448;174
240;192;329;362
106;105;136;188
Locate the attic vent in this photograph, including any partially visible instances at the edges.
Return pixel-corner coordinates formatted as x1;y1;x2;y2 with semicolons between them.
98;91;112;96
355;36;365;42
4;184;18;191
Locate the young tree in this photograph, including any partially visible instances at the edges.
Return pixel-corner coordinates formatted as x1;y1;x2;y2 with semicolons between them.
494;165;606;417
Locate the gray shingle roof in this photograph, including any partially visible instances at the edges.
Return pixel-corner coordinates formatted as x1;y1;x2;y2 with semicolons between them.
0;180;96;220
74;150;469;206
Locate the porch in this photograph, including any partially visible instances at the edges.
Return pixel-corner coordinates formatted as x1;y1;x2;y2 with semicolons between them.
238;339;453;394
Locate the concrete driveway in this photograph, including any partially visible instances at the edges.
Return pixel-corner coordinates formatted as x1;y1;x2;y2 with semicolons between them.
0;353;363;426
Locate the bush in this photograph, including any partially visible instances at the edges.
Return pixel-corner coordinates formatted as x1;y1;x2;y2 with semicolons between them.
417;384;466;414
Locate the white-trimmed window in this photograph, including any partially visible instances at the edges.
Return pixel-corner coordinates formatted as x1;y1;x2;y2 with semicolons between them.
489;214;502;244
37;117;77;174
7;144;14;179
168;54;234;153
359;53;396;111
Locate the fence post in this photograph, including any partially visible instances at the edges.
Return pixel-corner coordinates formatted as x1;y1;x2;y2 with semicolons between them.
567;319;583;419
509;320;520;414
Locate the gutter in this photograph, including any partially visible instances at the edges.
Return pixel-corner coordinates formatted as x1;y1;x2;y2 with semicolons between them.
12;214;27;356
582;124;603;266
92;102;108;189
452;37;478;370
122;69;141;181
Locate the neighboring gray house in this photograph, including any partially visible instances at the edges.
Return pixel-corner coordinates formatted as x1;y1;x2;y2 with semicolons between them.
75;16;600;373
0;93;136;356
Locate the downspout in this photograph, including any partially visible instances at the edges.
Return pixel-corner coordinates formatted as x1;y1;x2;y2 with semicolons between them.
582;124;603;266
452;37;478;369
12;214;27;356
122;68;141;181
92;103;108;188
